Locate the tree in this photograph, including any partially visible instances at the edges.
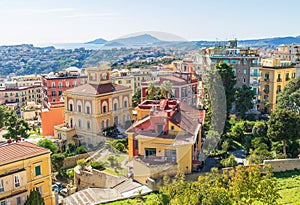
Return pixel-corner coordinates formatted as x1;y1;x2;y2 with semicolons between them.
267;109;300;158
215;62;236;120
146;82;156;99
76;145;87;154
277;77;300;114
24;188;45;205
0;105;8;128
160;80;173;99
51;153;65;174
252;121;268;138
234;85;254;117
38;138;57;154
132;88;141;107
3;110;30;141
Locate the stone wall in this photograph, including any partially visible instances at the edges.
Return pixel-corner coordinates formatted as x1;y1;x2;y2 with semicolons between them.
63;153;90;169
263;158;300;172
74;168;126;191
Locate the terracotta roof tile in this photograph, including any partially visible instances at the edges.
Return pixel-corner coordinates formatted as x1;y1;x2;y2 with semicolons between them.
66;83;130;95
0;142;50;165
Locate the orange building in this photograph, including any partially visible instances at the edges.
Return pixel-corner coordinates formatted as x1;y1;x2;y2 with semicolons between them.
41;102;65;137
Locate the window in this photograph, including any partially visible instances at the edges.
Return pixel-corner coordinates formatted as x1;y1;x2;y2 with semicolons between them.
106;119;109;128
38;186;43;195
69;103;73;111
58;90;62;96
124;100;128;108
51;91;56;96
0;180;4;193
16;197;21;205
114;103;117;111
87;121;91;130
157;124;163;134
171;126;174;131
102;73;107;80
118;80;122;84
277;74;282;82
145;148;156;157
286;73;290;81
126;80;131;84
165;149;176;159
86;106;90;114
66;82;69;88
58;82;62;88
0;201;6;205
14;175;20;188
35;165;41;176
51;82;55;88
103;105;107;113
243;69;247;74
78;119;81;128
78;105;81;112
265;73;269;81
101;121;104;130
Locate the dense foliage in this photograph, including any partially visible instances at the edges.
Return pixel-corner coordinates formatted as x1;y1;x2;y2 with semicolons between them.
24;188;45;205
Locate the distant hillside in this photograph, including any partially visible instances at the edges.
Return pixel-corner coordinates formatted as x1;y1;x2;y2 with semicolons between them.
86;38;107;44
106;34;162;46
83;34;300;49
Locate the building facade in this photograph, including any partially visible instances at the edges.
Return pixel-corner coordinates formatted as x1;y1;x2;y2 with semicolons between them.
259;58;296;113
54;65;132;146
0;81;42;107
0;142;53;205
126;99;205;184
41;67;87;105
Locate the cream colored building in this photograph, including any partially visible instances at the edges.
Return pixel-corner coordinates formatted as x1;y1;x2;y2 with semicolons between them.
54;65;132;145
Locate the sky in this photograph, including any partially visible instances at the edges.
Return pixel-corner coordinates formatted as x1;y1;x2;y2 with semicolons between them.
0;0;299;45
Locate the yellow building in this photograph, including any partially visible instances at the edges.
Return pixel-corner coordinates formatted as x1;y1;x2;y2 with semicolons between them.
126;99;205;184
0;142;54;205
54;64;133;146
111;69;135;92
259;58;296;113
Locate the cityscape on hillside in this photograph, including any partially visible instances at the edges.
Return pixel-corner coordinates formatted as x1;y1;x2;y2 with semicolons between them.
0;1;300;205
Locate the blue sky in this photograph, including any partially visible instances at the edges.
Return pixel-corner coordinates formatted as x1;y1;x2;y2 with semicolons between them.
0;0;299;45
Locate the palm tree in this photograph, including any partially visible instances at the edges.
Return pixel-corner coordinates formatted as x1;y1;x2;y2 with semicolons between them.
161;81;173;99
146;82;156;99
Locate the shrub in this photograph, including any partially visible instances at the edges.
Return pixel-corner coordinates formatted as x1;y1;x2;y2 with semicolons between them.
76;146;87;154
220;154;237;167
90;161;105;170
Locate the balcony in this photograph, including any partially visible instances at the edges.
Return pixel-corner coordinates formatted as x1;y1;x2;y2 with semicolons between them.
277;78;282;82
250;82;262;86
136;155;177;166
250;73;262;77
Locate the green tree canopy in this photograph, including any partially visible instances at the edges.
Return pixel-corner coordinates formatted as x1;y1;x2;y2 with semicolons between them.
160;81;173;99
3;110;30;141
277;77;300;114
235;85;254;117
267;109;300;158
37;138;57;154
132;88;141;107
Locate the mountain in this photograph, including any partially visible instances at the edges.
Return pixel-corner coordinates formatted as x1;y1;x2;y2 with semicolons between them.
85;38;107;44
105;34;162;46
85;34;300;49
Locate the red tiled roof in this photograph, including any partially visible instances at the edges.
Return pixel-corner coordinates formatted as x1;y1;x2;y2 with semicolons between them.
65;83;131;95
0;142;50;165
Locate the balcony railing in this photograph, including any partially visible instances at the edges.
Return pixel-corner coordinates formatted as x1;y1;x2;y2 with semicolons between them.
250;73;262;77
137;155;177;165
250;82;262;86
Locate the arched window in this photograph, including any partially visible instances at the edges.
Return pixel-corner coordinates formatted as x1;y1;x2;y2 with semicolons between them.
68;99;74;111
106;119;109;128
85;101;91;114
113;99;118;111
77;100;82;112
102;73;107;80
102;101;108;113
